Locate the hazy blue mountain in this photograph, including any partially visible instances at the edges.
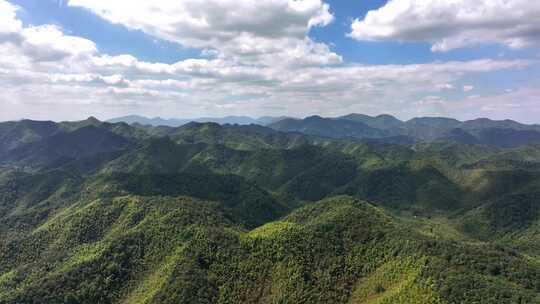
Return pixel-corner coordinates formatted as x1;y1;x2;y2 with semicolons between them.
194;116;260;125
107;115;192;126
107;115;290;127
339;113;405;130
405;117;540;142
404;117;462;140
255;116;291;125
268;115;390;139
5;114;540;157
267;114;540;148
460;118;540;132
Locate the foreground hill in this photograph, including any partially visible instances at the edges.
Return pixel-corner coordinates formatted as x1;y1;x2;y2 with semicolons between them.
0;195;537;304
0;117;540;303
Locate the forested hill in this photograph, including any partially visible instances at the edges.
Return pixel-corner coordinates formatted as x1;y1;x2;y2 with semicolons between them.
0;117;539;303
268;114;540;147
107;113;540;148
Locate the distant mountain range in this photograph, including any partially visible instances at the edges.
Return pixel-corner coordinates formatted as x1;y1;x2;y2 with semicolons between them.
107;115;289;127
269;114;540;148
7;114;540;150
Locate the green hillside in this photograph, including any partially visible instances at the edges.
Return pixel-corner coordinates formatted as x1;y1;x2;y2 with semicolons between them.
0;196;537;304
0;118;539;303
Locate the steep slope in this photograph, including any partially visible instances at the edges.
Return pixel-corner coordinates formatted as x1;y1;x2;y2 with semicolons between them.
90;171;287;228
458;186;540;254
2;126;134;169
1;196;538;304
1;117;540;303
102;137;209;174
0;195;236;304
0;169;83;236
0;120;60;156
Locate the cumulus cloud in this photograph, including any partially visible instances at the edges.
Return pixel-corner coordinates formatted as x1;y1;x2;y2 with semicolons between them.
349;0;540;52
1;1;95;62
67;0;339;66
0;0;21;35
0;0;538;122
68;0;332;42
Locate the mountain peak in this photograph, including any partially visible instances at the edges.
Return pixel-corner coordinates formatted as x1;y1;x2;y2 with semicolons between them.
86;116;100;123
305;115;323;120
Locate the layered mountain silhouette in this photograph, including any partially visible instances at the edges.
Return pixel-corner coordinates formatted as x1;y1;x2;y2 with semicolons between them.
107;113;540;148
269;114;540;147
107;115;289;127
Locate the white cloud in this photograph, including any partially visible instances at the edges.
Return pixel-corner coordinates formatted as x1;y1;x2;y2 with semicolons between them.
350;0;540;52
21;25;97;62
68;0;332;43
435;83;455;91
463;85;474;92
441;87;540;123
0;3;97;72
67;0;339;66
0;0;21;35
0;0;538;122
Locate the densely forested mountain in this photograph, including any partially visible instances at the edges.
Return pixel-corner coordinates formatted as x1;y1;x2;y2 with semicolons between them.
0;117;539;303
268;115;391;140
339;113;405;130
0;120;60;155
268;114;540;148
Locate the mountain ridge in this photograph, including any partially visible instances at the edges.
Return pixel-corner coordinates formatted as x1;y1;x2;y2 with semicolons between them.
106;115;291;127
269;114;540;147
0;116;539;303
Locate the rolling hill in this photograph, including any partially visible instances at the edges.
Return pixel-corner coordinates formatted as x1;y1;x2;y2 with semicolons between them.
268;114;540;148
0;116;539;303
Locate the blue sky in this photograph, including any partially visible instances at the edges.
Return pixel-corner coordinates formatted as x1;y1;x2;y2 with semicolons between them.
1;0;540;122
13;0;537;64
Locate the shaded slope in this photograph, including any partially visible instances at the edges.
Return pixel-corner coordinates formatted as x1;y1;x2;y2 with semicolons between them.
3;126;134;168
0;120;60;156
91;172;287;228
269;116;389;140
